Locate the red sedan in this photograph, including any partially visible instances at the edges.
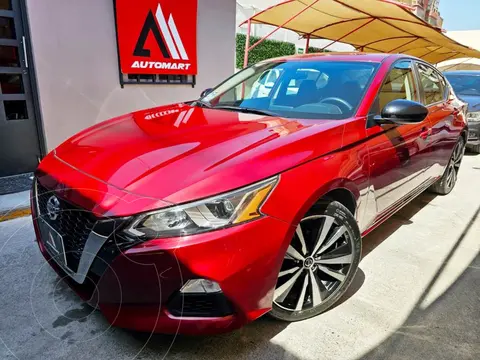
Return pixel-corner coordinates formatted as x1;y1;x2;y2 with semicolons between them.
31;53;467;334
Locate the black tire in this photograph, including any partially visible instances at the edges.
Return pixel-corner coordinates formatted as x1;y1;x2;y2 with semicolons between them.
467;143;480;154
429;136;465;195
270;200;361;322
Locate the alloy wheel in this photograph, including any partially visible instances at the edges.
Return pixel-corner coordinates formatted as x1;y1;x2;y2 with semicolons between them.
273;215;354;313
446;140;465;190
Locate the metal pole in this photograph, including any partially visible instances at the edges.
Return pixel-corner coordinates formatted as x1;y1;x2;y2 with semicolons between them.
243;19;251;68
305;34;310;53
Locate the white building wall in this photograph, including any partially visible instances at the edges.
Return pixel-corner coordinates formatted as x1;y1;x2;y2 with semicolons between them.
26;0;237;150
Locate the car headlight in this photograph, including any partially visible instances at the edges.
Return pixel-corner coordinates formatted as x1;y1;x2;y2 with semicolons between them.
467;112;480;122
125;176;278;239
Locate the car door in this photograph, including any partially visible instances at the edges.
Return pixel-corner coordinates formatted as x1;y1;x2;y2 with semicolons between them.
366;60;432;216
415;62;459;179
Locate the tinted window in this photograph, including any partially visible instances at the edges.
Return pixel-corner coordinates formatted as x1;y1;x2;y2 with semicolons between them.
445;74;480;96
417;63;446;105
202;61;379;120
377;60;419;112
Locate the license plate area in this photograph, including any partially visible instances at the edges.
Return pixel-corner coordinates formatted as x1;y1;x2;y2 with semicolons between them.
39;218;69;270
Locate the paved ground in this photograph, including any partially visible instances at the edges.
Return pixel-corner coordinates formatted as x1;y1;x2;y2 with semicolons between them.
1;154;479;360
0;190;29;214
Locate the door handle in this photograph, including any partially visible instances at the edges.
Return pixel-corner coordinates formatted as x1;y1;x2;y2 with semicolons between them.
420;127;432;140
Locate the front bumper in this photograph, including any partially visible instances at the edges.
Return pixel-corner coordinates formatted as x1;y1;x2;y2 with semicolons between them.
32;189;293;334
467;121;480;146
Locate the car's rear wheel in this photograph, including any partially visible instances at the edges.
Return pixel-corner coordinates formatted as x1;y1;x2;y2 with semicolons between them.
430;136;465;195
270;200;361;322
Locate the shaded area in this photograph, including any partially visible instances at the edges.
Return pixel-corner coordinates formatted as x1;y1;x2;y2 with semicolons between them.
362;192;437;258
123;317;295;360
359;205;480;360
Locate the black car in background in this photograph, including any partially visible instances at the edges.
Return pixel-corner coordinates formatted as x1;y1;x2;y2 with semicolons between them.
444;71;480;153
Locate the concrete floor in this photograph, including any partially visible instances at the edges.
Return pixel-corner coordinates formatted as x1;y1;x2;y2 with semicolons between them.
1;154;479;360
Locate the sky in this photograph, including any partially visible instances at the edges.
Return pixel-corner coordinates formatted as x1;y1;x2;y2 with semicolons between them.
439;0;480;31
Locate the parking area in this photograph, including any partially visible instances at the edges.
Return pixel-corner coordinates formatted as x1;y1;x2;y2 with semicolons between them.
0;154;479;360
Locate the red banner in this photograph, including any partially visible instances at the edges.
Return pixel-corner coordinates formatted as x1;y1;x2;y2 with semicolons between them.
114;0;198;75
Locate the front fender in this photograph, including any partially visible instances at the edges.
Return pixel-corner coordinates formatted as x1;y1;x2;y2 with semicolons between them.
262;147;369;226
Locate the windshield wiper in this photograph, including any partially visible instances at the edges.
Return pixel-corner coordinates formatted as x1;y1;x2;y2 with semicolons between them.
213;105;279;117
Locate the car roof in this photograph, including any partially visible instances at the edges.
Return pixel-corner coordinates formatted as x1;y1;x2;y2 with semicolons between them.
270;52;408;63
444;70;480;75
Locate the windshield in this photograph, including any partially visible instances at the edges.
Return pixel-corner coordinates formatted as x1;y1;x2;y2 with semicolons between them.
199;60;379;120
445;74;480;96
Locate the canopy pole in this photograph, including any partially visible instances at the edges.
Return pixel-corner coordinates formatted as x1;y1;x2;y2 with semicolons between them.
305;34;311;53
245;0;320;60
243;19;252;68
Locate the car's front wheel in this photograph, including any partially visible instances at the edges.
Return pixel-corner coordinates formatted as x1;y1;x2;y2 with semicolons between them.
270;200;361;322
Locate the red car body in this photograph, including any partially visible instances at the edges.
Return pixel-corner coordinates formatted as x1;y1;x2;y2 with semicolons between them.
31;53;467;334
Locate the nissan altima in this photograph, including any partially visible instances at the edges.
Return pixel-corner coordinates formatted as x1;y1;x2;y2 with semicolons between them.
32;53;467;335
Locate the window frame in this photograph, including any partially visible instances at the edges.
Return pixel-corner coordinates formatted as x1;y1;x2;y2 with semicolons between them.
367;58;422;128
413;61;448;107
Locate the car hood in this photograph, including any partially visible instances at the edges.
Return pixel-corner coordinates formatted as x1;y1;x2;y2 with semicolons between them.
53;103;347;204
458;95;480;112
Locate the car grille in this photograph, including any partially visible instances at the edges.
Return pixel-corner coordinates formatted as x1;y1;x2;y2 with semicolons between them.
167;292;235;317
35;182;97;272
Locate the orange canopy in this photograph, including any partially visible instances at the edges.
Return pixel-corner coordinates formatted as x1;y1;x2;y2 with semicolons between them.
241;0;480;64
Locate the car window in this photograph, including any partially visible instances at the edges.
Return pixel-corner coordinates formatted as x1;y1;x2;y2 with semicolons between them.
342;68;373;89
377;60;419;112
286;69;322;95
417;63;446;105
444;74;480;96
202;60;379;120
251;69;284;98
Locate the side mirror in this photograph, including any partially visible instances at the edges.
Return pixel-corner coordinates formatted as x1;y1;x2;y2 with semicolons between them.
377;99;428;125
200;88;213;98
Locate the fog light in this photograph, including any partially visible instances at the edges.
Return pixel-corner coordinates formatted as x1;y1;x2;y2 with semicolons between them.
180;279;222;293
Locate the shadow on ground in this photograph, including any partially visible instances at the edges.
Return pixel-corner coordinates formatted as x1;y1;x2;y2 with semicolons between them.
362;192;437;258
358;205;480;360
121;316;297;359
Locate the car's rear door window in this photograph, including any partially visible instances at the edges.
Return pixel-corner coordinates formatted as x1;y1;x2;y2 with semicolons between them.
417;63;446;105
